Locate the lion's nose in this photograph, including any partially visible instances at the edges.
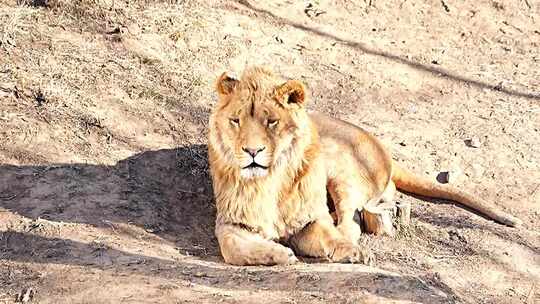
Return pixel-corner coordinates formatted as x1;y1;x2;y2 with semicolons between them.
242;146;265;157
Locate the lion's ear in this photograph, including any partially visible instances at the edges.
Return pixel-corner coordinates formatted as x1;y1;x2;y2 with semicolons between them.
275;80;306;108
216;72;239;96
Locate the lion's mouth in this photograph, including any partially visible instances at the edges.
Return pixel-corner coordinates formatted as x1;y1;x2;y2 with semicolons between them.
240;162;269;179
242;162;268;170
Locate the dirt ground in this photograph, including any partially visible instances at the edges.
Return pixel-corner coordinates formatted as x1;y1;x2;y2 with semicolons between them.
0;0;539;303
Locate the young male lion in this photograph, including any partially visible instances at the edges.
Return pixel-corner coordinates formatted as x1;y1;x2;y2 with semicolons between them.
207;66;521;266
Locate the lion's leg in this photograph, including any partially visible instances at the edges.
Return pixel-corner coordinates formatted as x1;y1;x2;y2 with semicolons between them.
327;179;369;244
289;217;373;264
215;224;298;266
381;180;396;203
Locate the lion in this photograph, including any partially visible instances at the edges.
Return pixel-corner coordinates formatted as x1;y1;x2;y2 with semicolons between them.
207;66;522;266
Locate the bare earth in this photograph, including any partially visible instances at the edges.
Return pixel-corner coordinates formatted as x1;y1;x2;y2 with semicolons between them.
1;1;539;303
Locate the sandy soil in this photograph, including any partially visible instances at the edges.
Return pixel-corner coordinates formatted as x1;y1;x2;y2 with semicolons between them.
0;0;539;303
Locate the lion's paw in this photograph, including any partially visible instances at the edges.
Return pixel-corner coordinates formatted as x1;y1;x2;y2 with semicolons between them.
272;246;299;265
329;242;374;265
337;222;361;244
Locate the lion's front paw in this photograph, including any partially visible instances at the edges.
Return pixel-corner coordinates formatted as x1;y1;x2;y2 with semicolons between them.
337;222;361;244
272;246;299;265
329;242;374;265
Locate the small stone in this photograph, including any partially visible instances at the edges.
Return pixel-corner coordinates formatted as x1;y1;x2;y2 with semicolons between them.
436;171;450;184
436;168;462;184
465;137;481;148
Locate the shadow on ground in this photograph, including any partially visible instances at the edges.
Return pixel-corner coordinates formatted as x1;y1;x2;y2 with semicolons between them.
0;145;218;255
0;145;462;303
231;0;540;101
415;207;540;255
0;230;459;303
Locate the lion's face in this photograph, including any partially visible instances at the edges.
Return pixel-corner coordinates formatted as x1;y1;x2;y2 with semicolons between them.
210;68;309;180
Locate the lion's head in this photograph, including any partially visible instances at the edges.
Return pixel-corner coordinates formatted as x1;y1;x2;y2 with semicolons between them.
209;66;313;180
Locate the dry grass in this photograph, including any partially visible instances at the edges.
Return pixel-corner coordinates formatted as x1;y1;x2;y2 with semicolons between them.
0;0;212;164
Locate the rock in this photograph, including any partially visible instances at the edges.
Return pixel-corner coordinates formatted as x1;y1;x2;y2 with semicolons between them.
436;171;450;183
304;3;326;18
465;137;481;148
436;168;462;184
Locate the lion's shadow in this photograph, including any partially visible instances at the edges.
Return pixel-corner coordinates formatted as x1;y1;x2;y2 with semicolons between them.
0;145;469;302
0;145;218;256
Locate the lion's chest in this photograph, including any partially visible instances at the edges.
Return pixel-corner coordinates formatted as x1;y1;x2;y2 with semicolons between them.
275;188;327;239
273;161;329;239
214;167;329;241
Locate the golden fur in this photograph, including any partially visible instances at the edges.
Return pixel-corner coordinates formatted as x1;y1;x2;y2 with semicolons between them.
208;66;522;266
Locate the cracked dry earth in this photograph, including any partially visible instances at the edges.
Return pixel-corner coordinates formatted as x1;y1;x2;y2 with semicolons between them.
0;0;539;303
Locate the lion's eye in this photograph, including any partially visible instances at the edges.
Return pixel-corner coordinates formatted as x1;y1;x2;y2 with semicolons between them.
230;118;240;126
267;119;279;128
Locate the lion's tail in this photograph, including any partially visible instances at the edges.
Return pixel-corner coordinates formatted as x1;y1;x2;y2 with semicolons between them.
391;161;522;227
